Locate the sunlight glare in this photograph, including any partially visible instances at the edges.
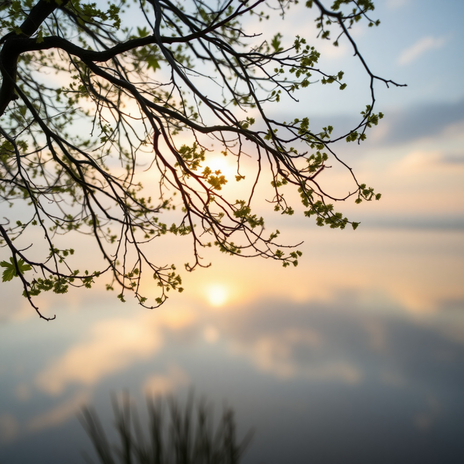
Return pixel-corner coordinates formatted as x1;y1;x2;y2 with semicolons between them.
204;156;237;184
206;284;229;307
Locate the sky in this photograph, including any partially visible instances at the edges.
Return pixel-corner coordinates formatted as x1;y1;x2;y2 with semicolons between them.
1;1;464;463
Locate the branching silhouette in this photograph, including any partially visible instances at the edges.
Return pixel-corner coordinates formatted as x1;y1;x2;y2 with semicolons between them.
0;0;405;318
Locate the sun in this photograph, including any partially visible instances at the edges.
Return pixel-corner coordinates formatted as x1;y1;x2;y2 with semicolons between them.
204;156;237;183
206;284;229;307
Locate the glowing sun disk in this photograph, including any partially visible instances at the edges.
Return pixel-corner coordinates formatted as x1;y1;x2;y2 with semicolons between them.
205;156;236;181
206;284;229;307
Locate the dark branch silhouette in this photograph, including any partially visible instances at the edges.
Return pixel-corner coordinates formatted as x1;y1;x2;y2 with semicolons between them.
0;0;405;319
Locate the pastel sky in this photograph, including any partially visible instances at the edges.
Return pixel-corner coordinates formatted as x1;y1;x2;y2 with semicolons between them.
1;1;464;463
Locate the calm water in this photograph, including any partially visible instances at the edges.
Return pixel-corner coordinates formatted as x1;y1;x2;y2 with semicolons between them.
1;228;463;463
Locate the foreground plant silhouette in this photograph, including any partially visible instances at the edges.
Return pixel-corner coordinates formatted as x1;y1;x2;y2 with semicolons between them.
79;393;253;464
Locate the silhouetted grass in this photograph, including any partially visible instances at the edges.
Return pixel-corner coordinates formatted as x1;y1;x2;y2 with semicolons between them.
79;392;253;464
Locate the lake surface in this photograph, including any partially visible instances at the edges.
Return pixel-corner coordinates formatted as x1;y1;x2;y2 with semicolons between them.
1;228;463;463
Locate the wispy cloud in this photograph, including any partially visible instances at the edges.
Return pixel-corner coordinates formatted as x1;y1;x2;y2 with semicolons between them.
35;309;196;395
398;36;447;65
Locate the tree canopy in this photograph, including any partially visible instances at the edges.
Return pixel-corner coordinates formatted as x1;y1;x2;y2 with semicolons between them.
0;0;404;319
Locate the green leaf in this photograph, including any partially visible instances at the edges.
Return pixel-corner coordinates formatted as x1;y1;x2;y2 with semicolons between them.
147;55;160;71
271;33;283;52
1;258;32;282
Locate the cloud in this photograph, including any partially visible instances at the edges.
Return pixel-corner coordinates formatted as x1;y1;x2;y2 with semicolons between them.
239;332;361;383
282;98;464;149
371;99;464;146
398;36;447;65
395;150;464;172
220;301;365;384
36;318;162;394
143;365;189;397
26;391;91;432
35;309;196;395
221;296;464;390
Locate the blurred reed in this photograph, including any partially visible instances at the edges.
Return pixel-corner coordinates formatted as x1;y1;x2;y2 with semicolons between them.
79;391;253;464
